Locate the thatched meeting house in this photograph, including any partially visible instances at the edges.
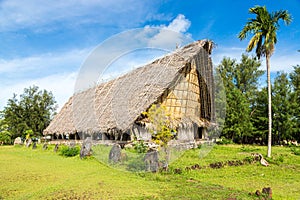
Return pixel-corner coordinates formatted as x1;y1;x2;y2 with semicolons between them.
43;40;215;143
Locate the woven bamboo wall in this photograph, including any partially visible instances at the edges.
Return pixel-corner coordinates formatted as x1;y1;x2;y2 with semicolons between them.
158;62;203;125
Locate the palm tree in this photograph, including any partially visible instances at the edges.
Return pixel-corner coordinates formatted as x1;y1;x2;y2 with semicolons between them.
238;6;291;157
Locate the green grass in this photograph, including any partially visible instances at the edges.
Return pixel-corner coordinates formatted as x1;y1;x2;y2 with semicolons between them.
0;144;299;199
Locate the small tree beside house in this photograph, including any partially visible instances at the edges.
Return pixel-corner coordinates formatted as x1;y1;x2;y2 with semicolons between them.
144;104;176;170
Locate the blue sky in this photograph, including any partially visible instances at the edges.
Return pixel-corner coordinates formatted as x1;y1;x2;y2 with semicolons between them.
1;0;299;110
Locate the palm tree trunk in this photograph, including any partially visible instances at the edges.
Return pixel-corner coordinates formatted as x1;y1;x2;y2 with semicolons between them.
266;54;272;158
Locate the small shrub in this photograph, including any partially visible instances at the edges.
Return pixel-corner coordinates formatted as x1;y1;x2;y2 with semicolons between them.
59;145;80;157
243;156;255;164
265;154;284;165
216;137;233;145
133;140;148;153
291;147;300;156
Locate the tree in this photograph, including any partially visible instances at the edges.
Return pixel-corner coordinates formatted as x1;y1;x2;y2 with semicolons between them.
272;72;294;143
252;68;300;144
217;57;250;142
251;87;268;144
216;55;263;143
2;86;57;139
235;54;264;102
144;104;176;169
290;65;300;141
0;118;12;145
146;105;175;147
238;5;292;157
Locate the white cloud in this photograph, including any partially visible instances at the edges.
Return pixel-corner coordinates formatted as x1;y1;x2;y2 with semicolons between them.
0;14;194;110
268;52;299;72
212;46;245;67
74;15;193;92
167;14;191;33
0;48;90;110
146;14;193;49
0;48;90;77
0;0;160;31
0;72;77;111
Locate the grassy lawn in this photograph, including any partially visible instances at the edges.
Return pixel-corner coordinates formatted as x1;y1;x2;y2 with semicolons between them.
0;144;299;199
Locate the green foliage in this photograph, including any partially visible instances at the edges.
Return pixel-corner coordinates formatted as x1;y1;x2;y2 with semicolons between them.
0;120;12;144
145;105;175;147
238;5;292;58
290;146;300;156
216;55;262;143
142;105;177;169
265;154;285;165
216;53;300;145
238;5;292;157
243;156;255;164
2;85;57;140
133;140;148;153
290;65;300;141
240;145;259;152
246;71;300;145
216;137;233;145
251;87;268;142
152;125;174;147
236;55;264;100
272;72;295;143
59;145;80;157
252;71;300;145
25;130;34;139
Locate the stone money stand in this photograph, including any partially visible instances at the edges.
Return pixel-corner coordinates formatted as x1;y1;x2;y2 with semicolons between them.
80;137;92;159
109;144;122;164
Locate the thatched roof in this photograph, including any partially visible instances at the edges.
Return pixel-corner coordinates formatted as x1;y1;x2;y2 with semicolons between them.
44;40;214;135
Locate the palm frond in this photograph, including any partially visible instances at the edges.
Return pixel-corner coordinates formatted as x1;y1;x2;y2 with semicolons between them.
238;21;259;40
238;5;291;59
255;37;263;59
247;32;262;52
272;10;292;25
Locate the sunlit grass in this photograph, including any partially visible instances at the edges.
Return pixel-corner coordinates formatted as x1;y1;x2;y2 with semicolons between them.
0;144;299;199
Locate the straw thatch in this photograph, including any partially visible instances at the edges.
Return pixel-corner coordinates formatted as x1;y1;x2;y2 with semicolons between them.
43;40;215;140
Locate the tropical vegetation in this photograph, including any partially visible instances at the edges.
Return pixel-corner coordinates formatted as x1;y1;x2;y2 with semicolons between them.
238;5;292;157
217;54;300;145
0;86;57;144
